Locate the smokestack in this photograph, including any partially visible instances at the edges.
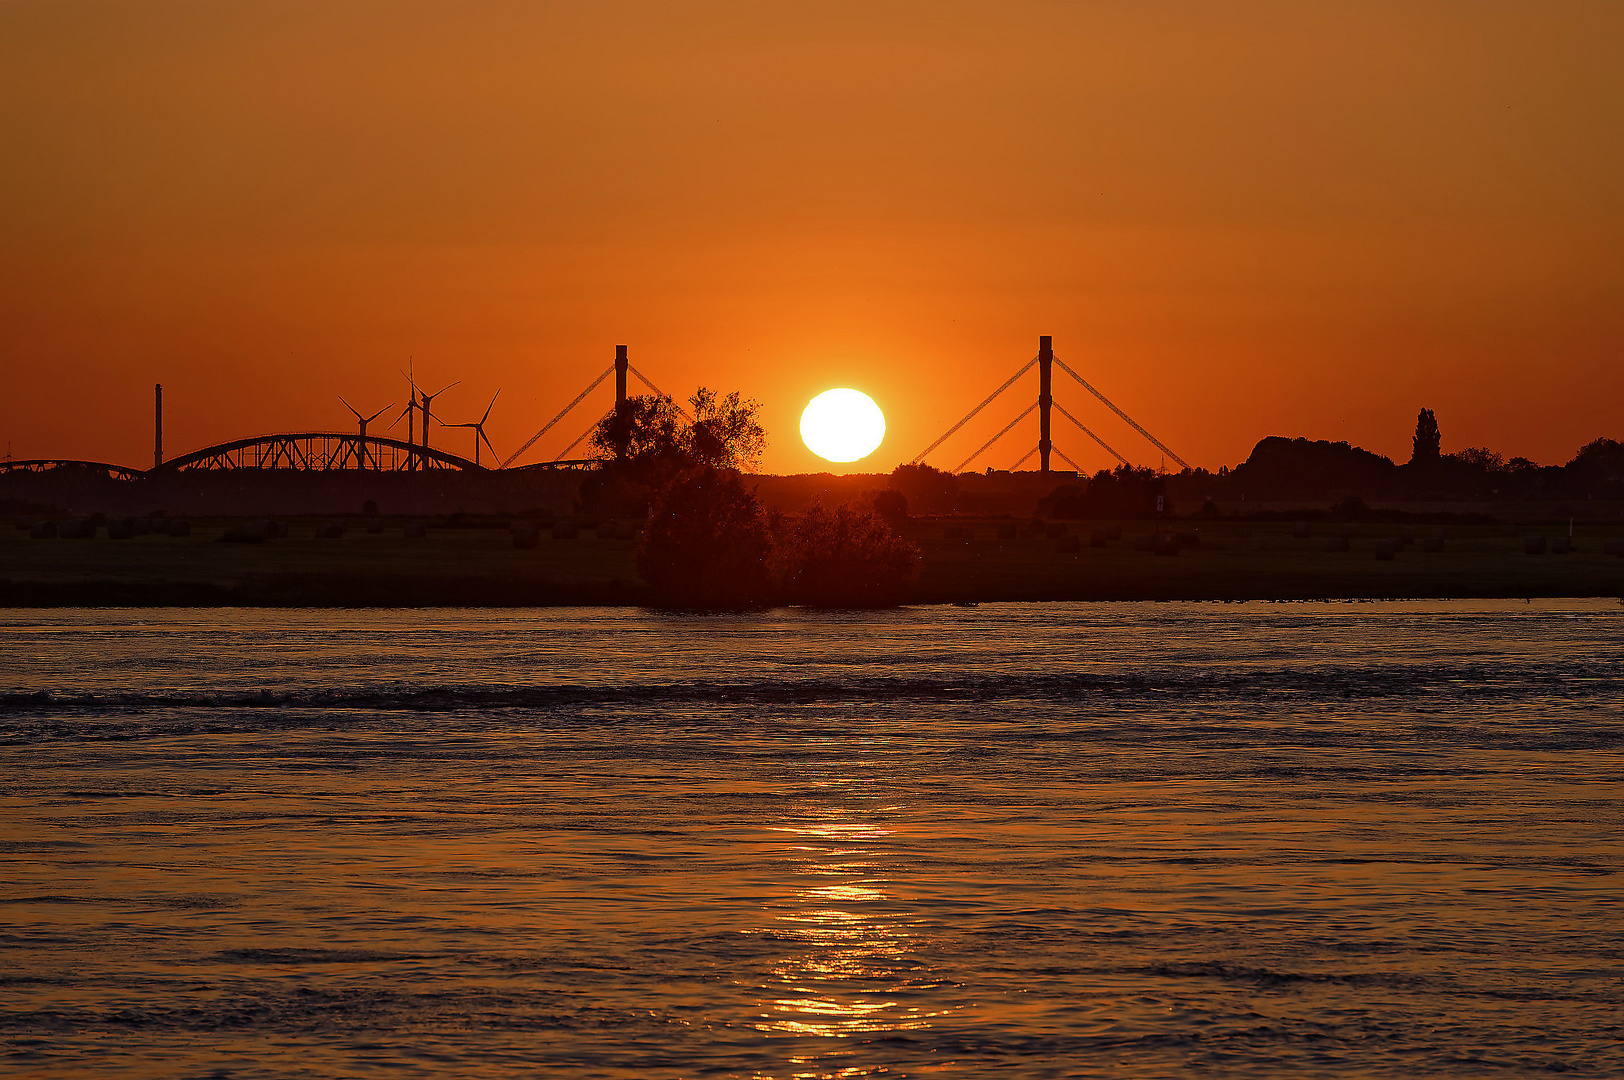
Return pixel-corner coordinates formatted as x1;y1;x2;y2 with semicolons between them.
154;383;163;469
1038;336;1052;474
615;344;628;407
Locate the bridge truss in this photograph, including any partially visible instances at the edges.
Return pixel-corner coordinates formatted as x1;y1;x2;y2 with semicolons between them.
0;459;147;481
152;433;482;473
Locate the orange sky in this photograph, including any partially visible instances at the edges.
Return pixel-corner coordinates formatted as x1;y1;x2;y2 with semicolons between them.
2;0;1620;475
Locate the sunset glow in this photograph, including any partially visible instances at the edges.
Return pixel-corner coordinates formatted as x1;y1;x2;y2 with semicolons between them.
1;2;1620;473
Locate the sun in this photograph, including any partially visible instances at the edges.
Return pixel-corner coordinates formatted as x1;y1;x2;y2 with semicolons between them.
800;388;886;463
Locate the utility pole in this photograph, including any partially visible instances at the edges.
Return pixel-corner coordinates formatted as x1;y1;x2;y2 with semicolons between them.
1038;336;1053;474
154;383;163;469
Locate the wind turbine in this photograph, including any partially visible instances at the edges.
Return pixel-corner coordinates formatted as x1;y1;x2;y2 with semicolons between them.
389;363;419;464
447;391;500;467
340;397;391;468
416;380;459;453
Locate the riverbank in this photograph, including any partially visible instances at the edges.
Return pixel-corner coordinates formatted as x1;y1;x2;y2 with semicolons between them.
2;515;1620;606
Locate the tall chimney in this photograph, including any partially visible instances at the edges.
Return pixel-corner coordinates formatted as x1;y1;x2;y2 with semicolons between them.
154;383;163;469
1038;336;1053;473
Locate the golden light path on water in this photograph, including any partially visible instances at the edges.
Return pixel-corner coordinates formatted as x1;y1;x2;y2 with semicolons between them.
755;794;948;1049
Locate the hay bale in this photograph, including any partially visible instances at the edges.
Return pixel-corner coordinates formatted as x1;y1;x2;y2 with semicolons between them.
61;518;97;539
29;521;57;539
1551;535;1571;554
1400;525;1416;544
403;521;428;539
1339;523;1356;539
316;523;344;539
1046;522;1067;539
552;521;580;540
1421;535;1443;553
165;518;191;537
1524;534;1546;555
1602;539;1624;557
596;520;620;540
106;518;136;540
366;519;384;534
1089;527;1113;547
943;524;966;540
1374;539;1398;561
995;522;1018;540
1327;536;1350;552
1055;534;1080;553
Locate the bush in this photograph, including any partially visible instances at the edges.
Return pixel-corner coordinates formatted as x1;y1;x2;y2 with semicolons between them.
871;489;909;523
638;467;772;608
776;504;921;607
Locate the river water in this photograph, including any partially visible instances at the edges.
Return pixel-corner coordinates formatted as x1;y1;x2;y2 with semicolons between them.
1;601;1620;1078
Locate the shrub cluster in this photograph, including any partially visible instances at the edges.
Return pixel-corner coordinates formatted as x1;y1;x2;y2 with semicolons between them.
637;467;920;609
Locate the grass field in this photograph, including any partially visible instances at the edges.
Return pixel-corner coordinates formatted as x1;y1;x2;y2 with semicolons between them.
2;515;1621;605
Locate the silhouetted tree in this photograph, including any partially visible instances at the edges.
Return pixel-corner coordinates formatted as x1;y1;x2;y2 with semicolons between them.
888;463;958;513
1227;437;1396;499
637;466;772;608
1565;437;1624;497
776;504;921;607
687;388;766;472
590;395;687;482
1411;409;1441;464
1044;466;1168;519
871;489;909;523
1450;447;1505;472
582;388;765;515
1567;437;1624;477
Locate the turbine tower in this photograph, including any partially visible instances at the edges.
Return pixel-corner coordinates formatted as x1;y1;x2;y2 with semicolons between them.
416;380;459;453
340;396;391;468
447;391;500;467
389;364;419;466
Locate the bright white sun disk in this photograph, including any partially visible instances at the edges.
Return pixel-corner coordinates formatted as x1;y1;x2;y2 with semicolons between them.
800;389;886;463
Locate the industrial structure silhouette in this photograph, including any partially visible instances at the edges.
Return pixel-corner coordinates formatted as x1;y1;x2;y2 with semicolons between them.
1;338;1180;483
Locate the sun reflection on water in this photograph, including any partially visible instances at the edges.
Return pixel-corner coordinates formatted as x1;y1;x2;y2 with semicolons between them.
752;803;948;1046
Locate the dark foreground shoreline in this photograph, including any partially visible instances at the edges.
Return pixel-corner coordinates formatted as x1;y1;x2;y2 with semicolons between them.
3;576;1620;607
5;516;1621;607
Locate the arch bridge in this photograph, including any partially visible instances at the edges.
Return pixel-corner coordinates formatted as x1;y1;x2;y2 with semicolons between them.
152;433;483;473
0;459;148;481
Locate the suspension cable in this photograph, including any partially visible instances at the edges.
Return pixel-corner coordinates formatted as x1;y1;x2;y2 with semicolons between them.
1051;356;1191;471
955;401;1037;473
1053;401;1128;466
502;364;614;468
914;357;1037;465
